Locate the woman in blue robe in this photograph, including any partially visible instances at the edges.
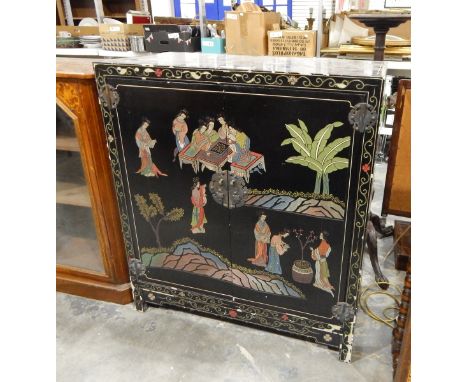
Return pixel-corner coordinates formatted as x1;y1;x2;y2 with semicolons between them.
265;231;289;275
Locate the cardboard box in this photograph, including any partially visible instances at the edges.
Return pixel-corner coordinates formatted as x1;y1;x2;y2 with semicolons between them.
144;24;201;53
56;26;99;37
268;30;316;57
201;37;226;54
225;11;281;56
99;24;144;52
99;24;144;36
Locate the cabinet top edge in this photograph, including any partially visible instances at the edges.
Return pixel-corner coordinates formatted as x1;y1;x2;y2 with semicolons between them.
93;52;388;79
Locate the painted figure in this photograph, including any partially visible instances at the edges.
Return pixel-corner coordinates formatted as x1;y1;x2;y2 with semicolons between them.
204;117;219;146
135;118;168;177
217;113;229;140
227;124;251;164
310;231;335;297
248;212;271;267
191;178;207;234
265;231;290;275
191;121;210;152
172;109;190;161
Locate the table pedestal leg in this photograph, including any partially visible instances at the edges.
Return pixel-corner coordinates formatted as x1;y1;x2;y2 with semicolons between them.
374;26;390;61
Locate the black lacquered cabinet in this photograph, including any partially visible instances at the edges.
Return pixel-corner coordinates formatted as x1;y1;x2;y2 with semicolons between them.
95;53;385;361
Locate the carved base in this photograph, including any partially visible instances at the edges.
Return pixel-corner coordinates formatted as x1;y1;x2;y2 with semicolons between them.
56;272;132;304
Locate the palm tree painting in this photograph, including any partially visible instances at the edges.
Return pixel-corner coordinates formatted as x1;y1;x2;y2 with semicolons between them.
281;120;351;195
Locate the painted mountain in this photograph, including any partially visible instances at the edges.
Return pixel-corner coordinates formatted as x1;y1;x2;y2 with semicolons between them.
141;238;304;299
244;189;345;220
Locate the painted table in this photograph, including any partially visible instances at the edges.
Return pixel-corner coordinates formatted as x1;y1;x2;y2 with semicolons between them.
231;151;266;183
94;52;386;362
178;143;200;172
197;140;232;173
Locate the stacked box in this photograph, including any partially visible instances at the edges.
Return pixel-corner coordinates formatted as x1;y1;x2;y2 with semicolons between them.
144;24;201;53
225;11;281;56
268;30;317;57
99;24;144;52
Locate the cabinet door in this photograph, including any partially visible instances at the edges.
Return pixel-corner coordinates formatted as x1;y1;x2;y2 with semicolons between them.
56;103;104;273
104;76;234;299
221;81;372;328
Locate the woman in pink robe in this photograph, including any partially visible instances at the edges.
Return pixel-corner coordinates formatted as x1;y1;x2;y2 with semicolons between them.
135;119;167;177
172;109;190;161
191;178;207;234
248;212;271;267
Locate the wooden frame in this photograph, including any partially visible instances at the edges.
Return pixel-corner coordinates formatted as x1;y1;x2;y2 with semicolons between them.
56;0;66;25
382;79;411;217
56;59;132;304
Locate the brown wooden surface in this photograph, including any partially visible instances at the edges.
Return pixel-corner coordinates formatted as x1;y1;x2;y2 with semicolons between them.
394;306;411;382
56;0;66;25
57;273;132;304
383;80;411;217
393;260;411;380
56;57;109;79
393;220;411;271
56;60;132;304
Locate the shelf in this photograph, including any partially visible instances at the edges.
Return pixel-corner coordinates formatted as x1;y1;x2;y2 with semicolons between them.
56;48;151;57
105;14;127;18
57;181;92;208
57;136;80;152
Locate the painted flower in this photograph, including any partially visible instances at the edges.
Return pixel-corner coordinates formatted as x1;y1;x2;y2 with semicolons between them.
108;134;114;143
228;309;238;318
281;314;289;321
155;68;163;78
362;163;370;173
287;76;298;85
147;292;155;301
323;334;332;342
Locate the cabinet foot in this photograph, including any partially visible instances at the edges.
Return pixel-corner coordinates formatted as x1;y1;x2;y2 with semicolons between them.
135;298;148;312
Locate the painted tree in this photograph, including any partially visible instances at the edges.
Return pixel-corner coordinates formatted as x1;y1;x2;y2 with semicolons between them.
292;229;317;262
281;119;351;195
134;193;184;248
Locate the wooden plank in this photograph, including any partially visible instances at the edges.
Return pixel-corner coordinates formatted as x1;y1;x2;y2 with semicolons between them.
57;181;92;207
382;80;411;217
56;0;66;26
57;136;80;152
57;272;133;304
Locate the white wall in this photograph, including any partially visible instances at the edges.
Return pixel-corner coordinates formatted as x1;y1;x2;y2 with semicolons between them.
150;0;175;17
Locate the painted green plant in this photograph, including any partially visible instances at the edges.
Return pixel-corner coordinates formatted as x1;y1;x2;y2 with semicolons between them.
134;193;184;248
282;119;350;195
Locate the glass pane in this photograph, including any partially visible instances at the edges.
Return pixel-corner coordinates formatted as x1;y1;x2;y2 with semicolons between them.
180;1;197;18
56;104;104;273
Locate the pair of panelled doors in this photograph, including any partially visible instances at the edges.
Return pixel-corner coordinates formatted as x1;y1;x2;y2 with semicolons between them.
95;59;384;361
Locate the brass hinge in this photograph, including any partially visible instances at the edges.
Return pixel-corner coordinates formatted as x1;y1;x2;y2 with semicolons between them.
348;103;377;133
332;302;355;323
98;84;120;109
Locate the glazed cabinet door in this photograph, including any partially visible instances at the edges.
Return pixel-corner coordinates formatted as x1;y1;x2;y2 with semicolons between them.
56;103;104;273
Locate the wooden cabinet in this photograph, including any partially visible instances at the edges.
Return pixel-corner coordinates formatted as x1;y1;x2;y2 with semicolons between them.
95;53;385;361
56;58;132;304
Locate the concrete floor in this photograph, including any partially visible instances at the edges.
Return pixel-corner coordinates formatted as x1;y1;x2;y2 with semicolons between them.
57;163;407;382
